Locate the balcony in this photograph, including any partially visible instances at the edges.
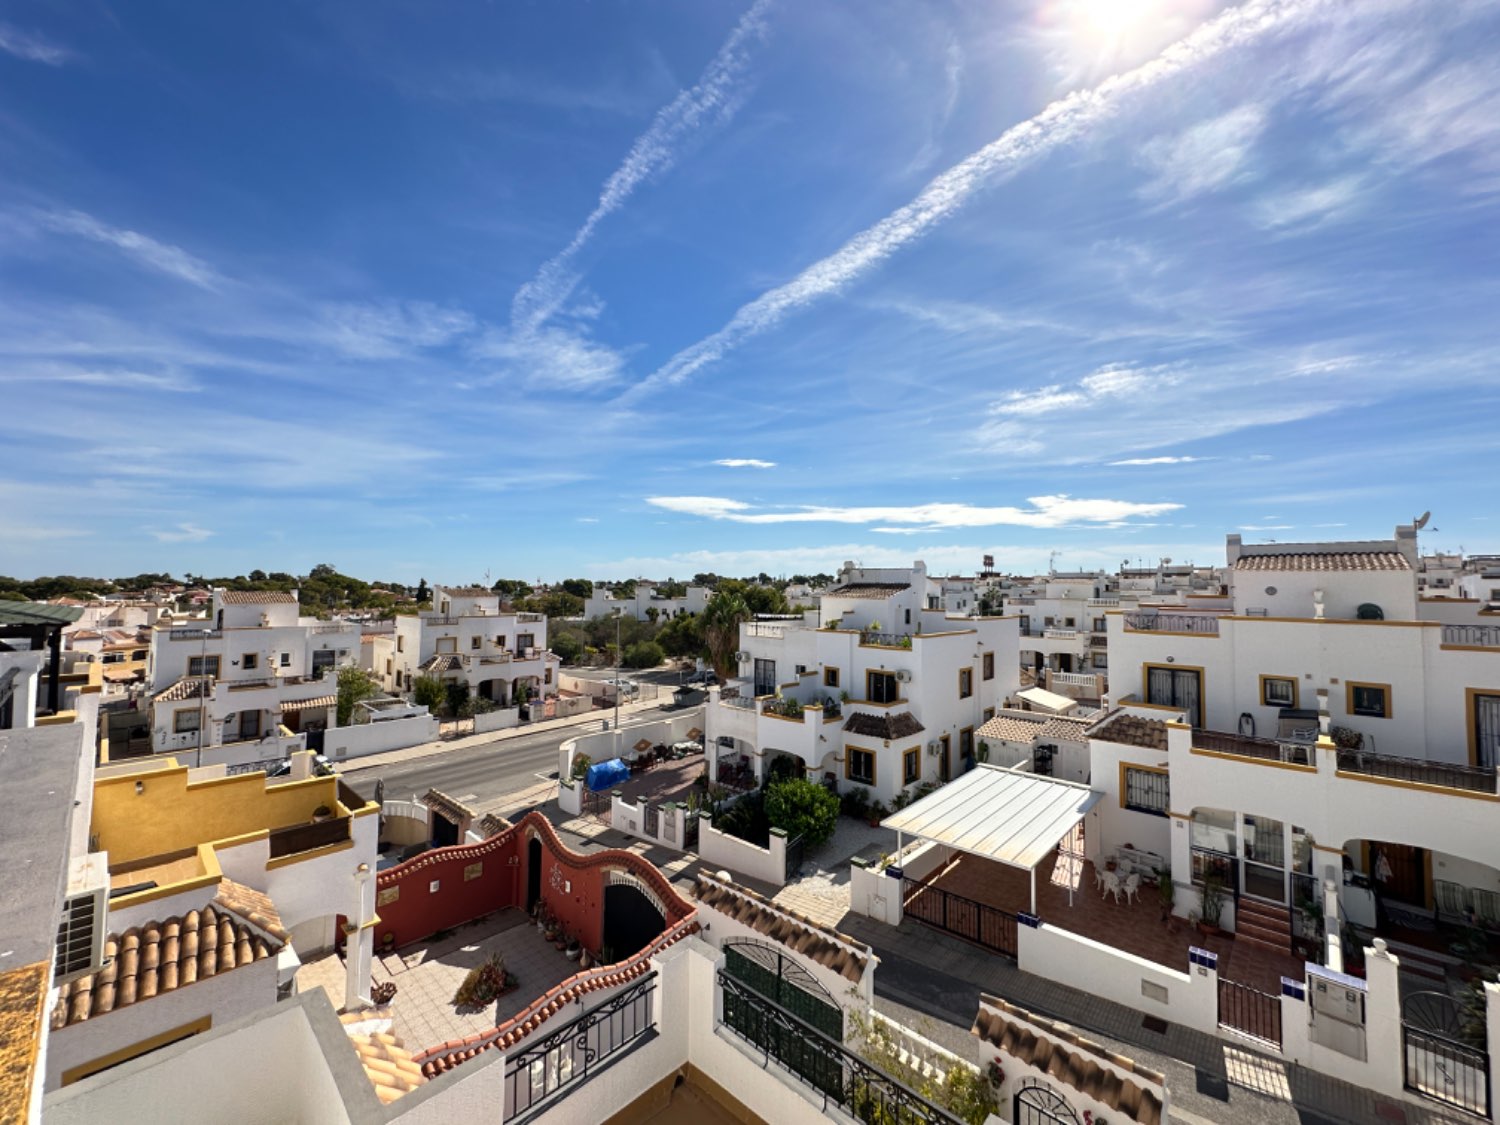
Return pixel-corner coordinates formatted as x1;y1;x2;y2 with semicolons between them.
717;685;757;710
1335;747;1498;794
1442;624;1500;648
168;628;221;640
517;612;545;623
859;631;912;649
267;814;351;860
309;623;353;634
1123;612;1220;636
1087;597;1120;607
746;622;791;639
1195;729;1313;767
1042;627;1080;640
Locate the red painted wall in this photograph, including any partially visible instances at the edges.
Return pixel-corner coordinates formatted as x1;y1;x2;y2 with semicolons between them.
373;812;693;954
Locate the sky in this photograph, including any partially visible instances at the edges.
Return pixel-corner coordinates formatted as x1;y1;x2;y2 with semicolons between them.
2;0;1499;584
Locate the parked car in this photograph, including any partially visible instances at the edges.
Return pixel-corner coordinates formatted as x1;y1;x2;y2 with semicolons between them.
686;670;717;686
267;753;334;778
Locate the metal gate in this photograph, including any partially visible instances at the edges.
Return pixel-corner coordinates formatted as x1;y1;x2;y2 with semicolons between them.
724;940;842;1040
902;876;1017;957
1218;978;1282;1048
1014;1081;1079;1125
784;833;805;880
581;786;611;822
1402;991;1490;1117
643;802;660;838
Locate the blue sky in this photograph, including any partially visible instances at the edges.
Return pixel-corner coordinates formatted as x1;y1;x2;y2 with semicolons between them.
3;0;1498;583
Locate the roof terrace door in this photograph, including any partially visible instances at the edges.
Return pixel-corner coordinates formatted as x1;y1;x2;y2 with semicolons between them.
1147;665;1202;728
753;658;777;698
1474;691;1500;769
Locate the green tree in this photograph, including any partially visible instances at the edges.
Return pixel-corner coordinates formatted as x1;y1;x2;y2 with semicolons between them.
412;674;446;712
551;631;583;664
702;591;751;679
764;778;839;847
622;640;665;669
656;612;704;659
561;578;593;598
444;679;470;716
492;578;532;601
335;665;379;726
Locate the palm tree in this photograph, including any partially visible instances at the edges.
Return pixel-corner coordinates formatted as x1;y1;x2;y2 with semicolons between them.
702;591;751;680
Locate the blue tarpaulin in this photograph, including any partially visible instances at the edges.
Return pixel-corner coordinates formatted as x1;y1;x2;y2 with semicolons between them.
585;758;630;792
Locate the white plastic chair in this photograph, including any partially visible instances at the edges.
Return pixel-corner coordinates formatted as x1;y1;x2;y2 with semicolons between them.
1123;872;1141;905
1100;870;1121;902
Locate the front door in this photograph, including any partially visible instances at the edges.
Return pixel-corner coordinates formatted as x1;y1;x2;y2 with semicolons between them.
1147;666;1203;727
1374;843;1426;908
939;734;952;782
526;838;541;912
753;658;777;697
1474;692;1500;769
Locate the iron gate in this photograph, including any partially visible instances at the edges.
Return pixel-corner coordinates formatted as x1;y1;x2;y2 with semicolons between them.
901;876;1017;957
1402;991;1490;1117
581;786;611;822
1014;1081;1079;1125
784;833;806;880
1218;977;1282;1048
723;940;842;1041
643;802;660;838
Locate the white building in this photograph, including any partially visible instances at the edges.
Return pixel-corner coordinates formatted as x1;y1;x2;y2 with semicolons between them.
144;589;362;762
582;580;710;621
706;561;1022;807
390;585;558;709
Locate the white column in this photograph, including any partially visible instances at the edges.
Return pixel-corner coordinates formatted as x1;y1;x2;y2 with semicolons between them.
1486;980;1500;1124
1362;939;1406;1102
343;861;376;1011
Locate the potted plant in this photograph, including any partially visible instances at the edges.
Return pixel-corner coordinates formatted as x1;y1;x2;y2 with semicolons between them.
867;800;889;827
977;740;991;764
1198;872;1226;935
311;804;333;823
564;937;582;961
1331;725;1363;751
1157;866;1176;922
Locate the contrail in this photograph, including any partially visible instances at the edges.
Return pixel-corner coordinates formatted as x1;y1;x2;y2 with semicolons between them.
624;0;1327;399
511;0;773;334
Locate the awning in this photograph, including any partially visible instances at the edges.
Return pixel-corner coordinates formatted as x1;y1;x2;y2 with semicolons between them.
881;765;1101;871
1015;686;1078;715
280;695;335;713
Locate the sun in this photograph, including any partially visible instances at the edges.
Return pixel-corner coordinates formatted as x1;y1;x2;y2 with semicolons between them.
1068;0;1169;46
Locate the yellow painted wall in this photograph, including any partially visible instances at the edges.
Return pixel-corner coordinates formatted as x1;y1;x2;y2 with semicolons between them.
92;768;339;866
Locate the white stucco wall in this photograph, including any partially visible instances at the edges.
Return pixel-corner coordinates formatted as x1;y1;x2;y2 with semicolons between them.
323;714;438;760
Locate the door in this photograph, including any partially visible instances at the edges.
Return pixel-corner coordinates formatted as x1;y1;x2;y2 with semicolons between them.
1147;666;1203;727
1373;843;1426;908
753;658;777;697
526;838;541;912
1474;692;1500;769
939;734;952;782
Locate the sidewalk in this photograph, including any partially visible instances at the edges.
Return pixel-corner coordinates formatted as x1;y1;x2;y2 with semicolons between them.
338;698;680;773
840;914;1458;1125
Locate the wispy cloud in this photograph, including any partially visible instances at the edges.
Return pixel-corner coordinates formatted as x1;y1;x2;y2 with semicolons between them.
645;494;1181;530
509;0;771;334
37;209;221;289
4;524;91;542
991;363;1176;416
714;458;776;469
628;0;1328;396
0;22;74;66
1254;175;1365;230
314;300;475;360
152;523;214;543
1137;103;1267;204
1239;523;1293;531
1111;455;1207;465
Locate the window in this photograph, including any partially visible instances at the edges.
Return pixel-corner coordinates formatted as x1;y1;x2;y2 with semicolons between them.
903;747;920;784
187;654;220;678
1092;652;1108;670
958;668;973;699
385;659;393;675
904;608;911;626
240;710;260;739
1045;616;1055;627
1260;676;1297;709
1064;617;1075;628
939;734;952;781
436;637;457;654
982;707;995;722
794;664;807;676
280;652;291;667
517;633;535;652
544;667;553;685
867;670;898;704
846;747;875;786
982;653;995;681
824;667;840;689
397;636;404;653
959;726;974;760
1348;682;1391;719
1093;617;1106;632
1122;765;1169;816
242;653;258;671
471;635;481;650
754;659;778;697
173;709;201;733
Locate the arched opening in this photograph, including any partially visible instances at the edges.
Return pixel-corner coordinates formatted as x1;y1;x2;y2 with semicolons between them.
477;677;508;705
1014;1081;1079;1125
602;871;666;962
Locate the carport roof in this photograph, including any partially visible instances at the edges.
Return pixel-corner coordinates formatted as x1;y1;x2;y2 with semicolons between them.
881;765;1101;871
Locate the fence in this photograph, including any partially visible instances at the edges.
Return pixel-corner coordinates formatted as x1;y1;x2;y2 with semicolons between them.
901;876;1017;957
1219;977;1282;1049
1402;1024;1489;1117
1335;747;1498;794
267;815;350;859
503;971;658;1123
1122;612;1220;635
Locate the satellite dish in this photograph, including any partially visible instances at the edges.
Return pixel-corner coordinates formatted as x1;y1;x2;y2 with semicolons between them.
1413;511;1431;530
1161;557;1172;566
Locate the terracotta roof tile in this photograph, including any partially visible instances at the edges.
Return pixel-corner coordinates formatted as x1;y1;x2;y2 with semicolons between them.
1036;716;1092;742
421;789;474;825
1234;551;1410;572
418;654;464;674
1092;714;1169;751
349;1030;426;1104
825;582;911;599
972;999;1163;1125
976;715;1045;743
212;879;290;943
154;675;213;703
693;875;871;982
217;590;297;604
280;695;336;713
477;813;510;838
843;711;925;740
51;904;280;1029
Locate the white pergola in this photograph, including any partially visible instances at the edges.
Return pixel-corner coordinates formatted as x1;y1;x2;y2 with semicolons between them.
882;765;1102;912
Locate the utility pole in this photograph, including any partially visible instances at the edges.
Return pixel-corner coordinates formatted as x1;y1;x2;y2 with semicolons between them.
613;608;622;759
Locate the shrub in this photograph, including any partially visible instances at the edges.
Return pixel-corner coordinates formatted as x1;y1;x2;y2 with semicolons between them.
452;953;514;1010
571;753;592;780
840;786;870;819
412;674;446;713
764;754;802;787
715;790;770;847
444;679;470;716
623;640;666;669
765;778;839;847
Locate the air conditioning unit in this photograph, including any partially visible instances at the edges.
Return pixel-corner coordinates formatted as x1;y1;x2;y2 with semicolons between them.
926;740;942;757
895;670;912;683
733;651;750;663
55;853;109;984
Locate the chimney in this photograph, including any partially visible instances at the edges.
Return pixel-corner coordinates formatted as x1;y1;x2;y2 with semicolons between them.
1225;534;1243;566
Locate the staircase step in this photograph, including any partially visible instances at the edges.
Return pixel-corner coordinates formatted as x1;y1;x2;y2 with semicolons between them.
1235;932;1294;957
1236;920;1291;947
1237;899;1291;924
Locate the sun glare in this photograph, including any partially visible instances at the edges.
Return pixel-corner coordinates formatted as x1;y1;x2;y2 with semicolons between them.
1036;0;1212;84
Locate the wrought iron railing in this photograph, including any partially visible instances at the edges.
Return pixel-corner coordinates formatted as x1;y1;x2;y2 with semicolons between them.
716;971;963;1125
1434;879;1500;926
1123;612;1220;635
1336;748;1498;794
1403;1024;1490;1117
1195;730;1312;766
1219;978;1282;1049
168;628;221;640
1442;624;1500;648
859;631;912;648
504;971;657;1123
